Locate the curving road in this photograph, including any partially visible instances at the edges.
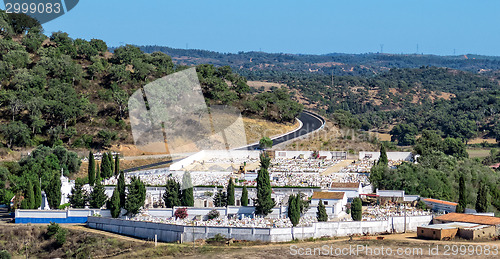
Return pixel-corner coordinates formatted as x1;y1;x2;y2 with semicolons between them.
124;111;325;172
239;110;325;150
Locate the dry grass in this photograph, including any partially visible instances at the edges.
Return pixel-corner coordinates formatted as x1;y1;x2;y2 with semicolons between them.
282;120;378;154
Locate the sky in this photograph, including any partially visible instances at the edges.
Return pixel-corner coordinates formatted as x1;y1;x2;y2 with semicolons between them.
4;0;500;56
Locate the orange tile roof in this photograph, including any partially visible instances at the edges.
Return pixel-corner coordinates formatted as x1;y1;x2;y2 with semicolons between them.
435;213;500;226
423;198;457;206
311;192;345;200
330;182;360;189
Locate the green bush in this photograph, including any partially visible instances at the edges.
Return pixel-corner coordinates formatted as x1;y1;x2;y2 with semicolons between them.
58;203;71;210
47;222;61;237
55;228;67;247
0;250;11;259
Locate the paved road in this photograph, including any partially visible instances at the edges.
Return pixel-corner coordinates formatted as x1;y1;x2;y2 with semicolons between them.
238;110;325;150
124;111;325;172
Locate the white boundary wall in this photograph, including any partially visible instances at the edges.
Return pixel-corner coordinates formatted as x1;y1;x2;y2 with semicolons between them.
359;152;413;161
170;150;261;170
88;215;432;243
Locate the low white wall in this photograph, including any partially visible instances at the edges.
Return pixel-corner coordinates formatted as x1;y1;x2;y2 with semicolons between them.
359;152;413;161
88;215;433;243
144;206;286;219
16;209;111;218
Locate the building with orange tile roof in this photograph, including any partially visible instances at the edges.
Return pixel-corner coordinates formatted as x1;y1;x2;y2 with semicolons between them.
422;198;457;213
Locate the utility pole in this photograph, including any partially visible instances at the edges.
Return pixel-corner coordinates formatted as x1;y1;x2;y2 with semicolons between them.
380;44;384;54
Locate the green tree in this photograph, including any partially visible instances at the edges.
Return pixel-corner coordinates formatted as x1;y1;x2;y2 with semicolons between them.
22;180;34;209
226;178;235;206
255;153;274;215
7;13;40;34
316;199;328;222
95;162;101;182
0;249;11;259
22;27;46;53
88;151;95;185
287;194;300;226
33;177;42;209
443;137;468;159
125;176;146;214
213;190;227;207
351;197;362;221
114;153;120;176
108;152;114;175
241;185;248;206
3;49;30;69
416;200;427;210
163;179;181;208
180;171;194;207
100;153;112;179
456;174;466;213
89;181;107;209
259;137;273;149
390;123;417;146
475;181;489;213
46;172;61;209
1;121;31;148
90;39;108;52
378;144;388;166
109;188;121;218
69;178;86;208
117;170;126;208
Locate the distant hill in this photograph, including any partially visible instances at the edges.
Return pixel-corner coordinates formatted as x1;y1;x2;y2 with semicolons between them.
130;45;500;143
135;45;500;76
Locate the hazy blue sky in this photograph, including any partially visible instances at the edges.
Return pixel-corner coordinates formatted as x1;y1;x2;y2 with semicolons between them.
7;0;500;55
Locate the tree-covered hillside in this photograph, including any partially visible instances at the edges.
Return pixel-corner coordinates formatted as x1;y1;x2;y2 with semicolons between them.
0;11;302;151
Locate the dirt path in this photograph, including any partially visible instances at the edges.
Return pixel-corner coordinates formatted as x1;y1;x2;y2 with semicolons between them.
322;160;355;175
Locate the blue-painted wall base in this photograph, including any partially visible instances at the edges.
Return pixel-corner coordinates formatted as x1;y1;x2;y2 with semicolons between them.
15;217;88;224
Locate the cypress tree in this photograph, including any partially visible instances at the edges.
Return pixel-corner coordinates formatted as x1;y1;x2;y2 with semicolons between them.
88;151;95;185
378;144;388;166
33;178;42;209
46;172;61;209
95;162;101;182
255;152;274;216
287;194;300;226
117;170;126;208
241;185;248;206
69;178;86;208
476;181;489;213
108;152;114;175
180;171;194;207
163;179;181;208
114;153;120;176
351;197;362;221
456;174;466;213
24;180;35;209
89;181;107;209
213;190;227;207
226;178;235;206
101;153;112;179
109;188;121;218
125;176;146;214
317;199;328;222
